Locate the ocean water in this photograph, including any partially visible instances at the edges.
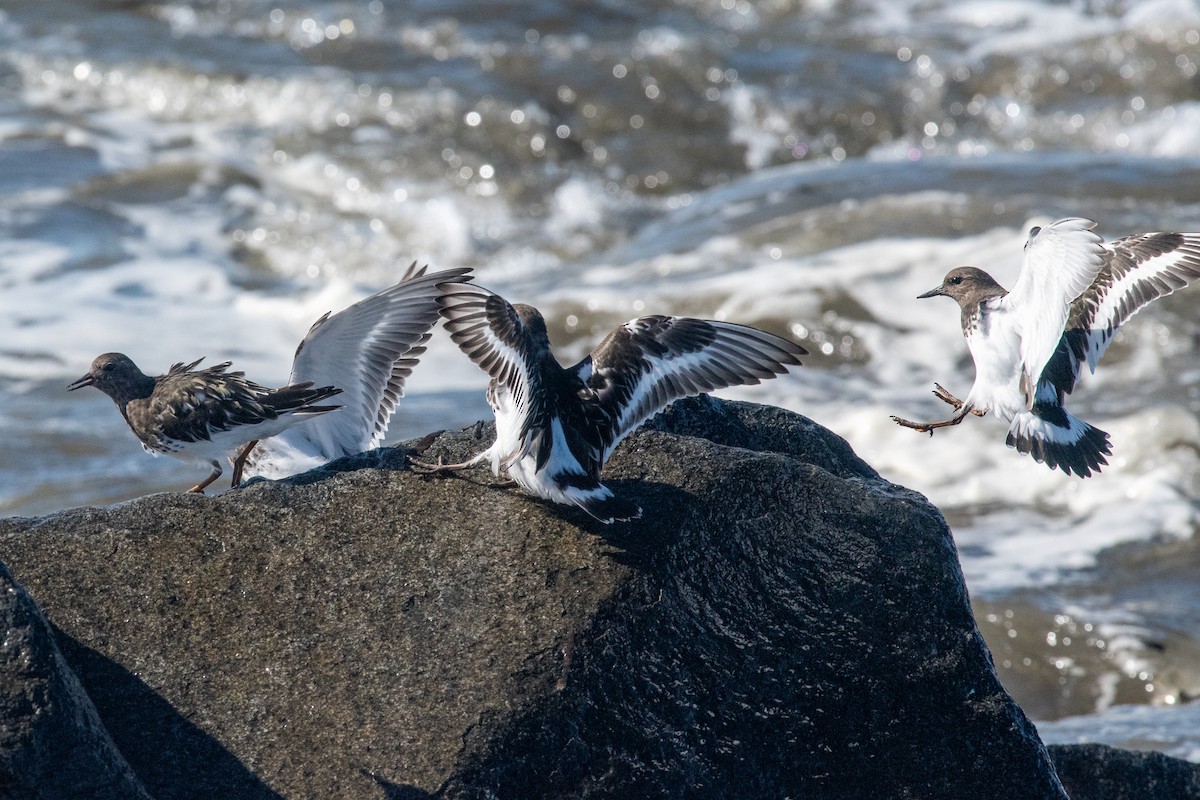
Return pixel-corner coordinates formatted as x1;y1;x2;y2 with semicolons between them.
4;0;1200;757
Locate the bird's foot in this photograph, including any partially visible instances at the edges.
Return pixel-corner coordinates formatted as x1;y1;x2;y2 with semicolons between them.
932;383;964;409
408;455;446;474
188;469;221;494
889;415;938;436
408;455;474;475
930;384;986;417
890;404;974;435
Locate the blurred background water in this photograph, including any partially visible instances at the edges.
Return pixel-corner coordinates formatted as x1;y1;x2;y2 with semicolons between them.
3;0;1200;760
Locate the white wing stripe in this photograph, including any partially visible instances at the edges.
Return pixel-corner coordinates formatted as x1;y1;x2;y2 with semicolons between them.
1006;218;1105;403
1075;236;1200;373
438;286;539;463
258;265;467;469
610;321;803;443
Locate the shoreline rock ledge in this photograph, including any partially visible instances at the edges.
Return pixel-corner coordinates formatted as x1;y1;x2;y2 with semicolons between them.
0;397;1195;799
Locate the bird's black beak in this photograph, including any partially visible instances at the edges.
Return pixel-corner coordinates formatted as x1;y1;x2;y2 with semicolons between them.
67;373;95;391
916;286;945;299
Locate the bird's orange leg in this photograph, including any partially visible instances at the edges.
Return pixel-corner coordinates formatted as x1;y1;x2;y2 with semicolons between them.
188;463;223;494
230;439;259;487
891;383;987;436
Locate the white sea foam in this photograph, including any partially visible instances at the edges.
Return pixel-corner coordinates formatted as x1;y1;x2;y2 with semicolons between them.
517;212;1200;597
1120;103;1200;158
1039;702;1200;762
6;0;1200;751
7;144;1198;602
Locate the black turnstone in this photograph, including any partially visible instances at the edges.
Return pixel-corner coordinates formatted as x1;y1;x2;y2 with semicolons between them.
413;282;807;523
238;263;473;480
892;216;1200;476
68;353;342;493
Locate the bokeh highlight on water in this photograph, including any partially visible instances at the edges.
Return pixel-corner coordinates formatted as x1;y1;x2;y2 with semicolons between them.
3;0;1200;758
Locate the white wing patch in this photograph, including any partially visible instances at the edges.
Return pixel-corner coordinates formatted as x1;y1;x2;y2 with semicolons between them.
547;417;587;476
437;283;540;466
595;317;805;454
249;264;467;476
1005;217;1106;405
610;333;731;438
1071;233;1200;375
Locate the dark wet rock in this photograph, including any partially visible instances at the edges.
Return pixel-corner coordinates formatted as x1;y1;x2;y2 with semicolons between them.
0;562;151;800
0;397;1077;798
1048;743;1200;800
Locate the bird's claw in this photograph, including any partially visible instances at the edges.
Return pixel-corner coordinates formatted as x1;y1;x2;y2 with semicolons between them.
408;455;448;474
931;383;964;409
890;415;936;436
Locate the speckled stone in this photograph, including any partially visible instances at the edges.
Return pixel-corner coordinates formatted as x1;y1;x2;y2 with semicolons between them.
0;397;1075;799
1048;743;1200;800
0;562;151;800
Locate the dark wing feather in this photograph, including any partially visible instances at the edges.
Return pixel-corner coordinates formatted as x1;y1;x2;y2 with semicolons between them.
1045;232;1200;394
145;364;272;446
586;315;805;456
136;362;340;450
438;282;555;464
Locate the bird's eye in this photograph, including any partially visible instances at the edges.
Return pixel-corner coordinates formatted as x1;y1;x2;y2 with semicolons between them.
101;362;116;372
950;276;963;285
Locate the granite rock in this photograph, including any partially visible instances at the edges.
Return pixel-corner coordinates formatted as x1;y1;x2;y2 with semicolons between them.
1048;743;1200;800
0;397;1086;798
0;562;151;799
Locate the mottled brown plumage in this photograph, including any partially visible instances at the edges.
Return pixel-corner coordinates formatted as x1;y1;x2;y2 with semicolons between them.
69;353;342;493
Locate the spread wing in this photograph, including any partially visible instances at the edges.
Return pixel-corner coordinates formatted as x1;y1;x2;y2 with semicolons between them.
436;282;552;463
1050;231;1200;393
1004;218;1106;405
585;315;806;456
267;263;471;461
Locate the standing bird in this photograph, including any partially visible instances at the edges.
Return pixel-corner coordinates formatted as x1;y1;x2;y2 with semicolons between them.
892;217;1200;476
414;282;807;523
68;353;342;493
238;263;473;480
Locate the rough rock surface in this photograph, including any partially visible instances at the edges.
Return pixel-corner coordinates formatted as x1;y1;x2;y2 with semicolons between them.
0;396;1165;798
0;562;151;799
1049;743;1200;800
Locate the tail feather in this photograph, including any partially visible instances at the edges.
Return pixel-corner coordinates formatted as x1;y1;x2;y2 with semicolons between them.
577;494;643;524
564;482;642;524
263;382;344;414
293;403;343;416
1006;405;1111;477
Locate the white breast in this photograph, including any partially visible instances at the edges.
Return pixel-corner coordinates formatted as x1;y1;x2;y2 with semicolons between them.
964;300;1027;421
480;384;527;475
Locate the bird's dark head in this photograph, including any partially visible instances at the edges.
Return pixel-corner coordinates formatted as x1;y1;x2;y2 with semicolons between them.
512;303;550;344
917;267;1006;307
68;352;152;400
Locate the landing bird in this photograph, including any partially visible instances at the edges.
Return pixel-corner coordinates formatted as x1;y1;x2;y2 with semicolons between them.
68;353;342;493
238;263;473;480
413;282;807;523
892;217;1200;476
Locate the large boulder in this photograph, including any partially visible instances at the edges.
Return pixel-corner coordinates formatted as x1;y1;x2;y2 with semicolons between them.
0;562;151;799
1049;743;1200;800
0;397;1075;797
